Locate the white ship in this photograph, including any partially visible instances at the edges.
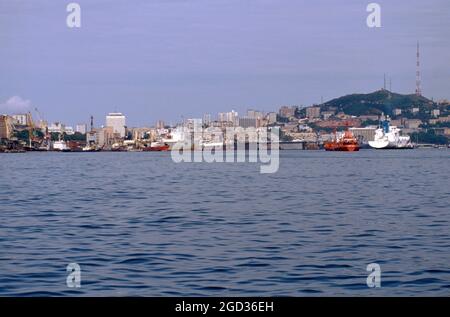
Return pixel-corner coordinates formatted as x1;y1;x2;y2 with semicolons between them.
369;118;413;149
52;140;70;151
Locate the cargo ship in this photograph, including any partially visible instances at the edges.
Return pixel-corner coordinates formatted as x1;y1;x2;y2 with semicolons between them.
368;118;413;149
324;129;360;152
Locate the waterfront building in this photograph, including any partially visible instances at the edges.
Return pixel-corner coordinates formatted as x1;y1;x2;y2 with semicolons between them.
106;112;126;138
11;114;27;126
0;115;13;139
349;127;377;143
76;124;87;134
292;132;317;142
65;126;75;135
130;127;153;140
86;129;97;145
48;122;65;134
96;126;115;148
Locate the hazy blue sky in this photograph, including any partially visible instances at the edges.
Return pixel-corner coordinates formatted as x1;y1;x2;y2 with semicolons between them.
0;0;449;126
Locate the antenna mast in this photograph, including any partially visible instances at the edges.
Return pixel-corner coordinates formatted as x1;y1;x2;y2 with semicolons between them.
415;41;422;96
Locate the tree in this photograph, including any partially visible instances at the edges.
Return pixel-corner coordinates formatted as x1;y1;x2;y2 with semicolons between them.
410;130;448;145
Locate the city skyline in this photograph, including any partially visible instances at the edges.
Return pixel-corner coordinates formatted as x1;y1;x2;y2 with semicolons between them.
1;0;450;126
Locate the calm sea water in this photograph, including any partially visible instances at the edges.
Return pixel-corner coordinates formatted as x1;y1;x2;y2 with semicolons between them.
0;149;449;296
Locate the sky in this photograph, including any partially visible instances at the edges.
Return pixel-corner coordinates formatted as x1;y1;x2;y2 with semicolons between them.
0;0;449;127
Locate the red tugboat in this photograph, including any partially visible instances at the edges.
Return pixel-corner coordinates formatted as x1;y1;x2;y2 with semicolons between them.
324;128;360;152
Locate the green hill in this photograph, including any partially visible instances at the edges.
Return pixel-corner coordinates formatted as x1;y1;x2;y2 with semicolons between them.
323;90;436;116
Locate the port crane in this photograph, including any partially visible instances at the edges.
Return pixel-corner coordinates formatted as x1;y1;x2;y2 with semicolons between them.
25;111;36;149
34;107;50;150
21;108;49;150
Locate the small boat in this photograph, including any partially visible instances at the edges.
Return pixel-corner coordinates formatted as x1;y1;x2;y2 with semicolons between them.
324;129;360;152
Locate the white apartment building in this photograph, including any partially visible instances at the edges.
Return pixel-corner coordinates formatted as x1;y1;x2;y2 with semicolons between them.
76;124;87;134
106;112;126;138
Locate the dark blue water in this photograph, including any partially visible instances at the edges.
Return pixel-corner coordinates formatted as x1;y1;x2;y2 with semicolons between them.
0;149;449;296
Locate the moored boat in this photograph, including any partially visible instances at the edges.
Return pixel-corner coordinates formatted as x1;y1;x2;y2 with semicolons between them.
143;142;170;151
324;129;360;152
368;118;413;149
52;140;71;152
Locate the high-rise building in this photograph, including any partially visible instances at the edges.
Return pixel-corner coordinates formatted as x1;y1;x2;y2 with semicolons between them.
266;112;277;124
239;117;257;128
96;126;115;147
76;124;87;134
229;110;238;126
218;110;238;126
306;106;321;119
279;106;297;118
218;112;226;122
247;109;264;120
48;122;65;133
156;120;165;130
203;113;211;126
106;112;126;138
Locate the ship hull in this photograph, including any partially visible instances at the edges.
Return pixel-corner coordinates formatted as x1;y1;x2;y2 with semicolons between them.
369;121;413;150
369;140;414;150
324;141;360;151
324;145;360;152
143;145;170;152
